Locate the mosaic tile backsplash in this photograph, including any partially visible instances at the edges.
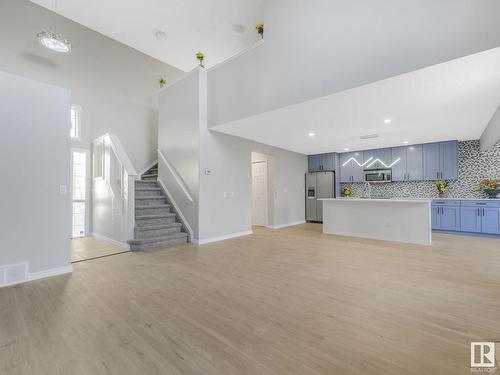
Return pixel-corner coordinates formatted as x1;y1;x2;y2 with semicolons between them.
341;140;500;199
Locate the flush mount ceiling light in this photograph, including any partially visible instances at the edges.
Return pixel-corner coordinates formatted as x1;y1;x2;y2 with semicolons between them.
308;132;315;137
37;0;71;53
154;29;168;40
232;24;246;34
384;118;392;124
37;30;72;53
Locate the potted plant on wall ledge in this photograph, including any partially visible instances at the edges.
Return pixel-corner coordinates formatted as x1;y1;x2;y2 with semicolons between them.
436;180;448;198
479;179;500;199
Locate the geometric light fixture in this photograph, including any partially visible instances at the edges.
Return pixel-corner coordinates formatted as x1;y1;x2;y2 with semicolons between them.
37;30;72;53
37;0;72;53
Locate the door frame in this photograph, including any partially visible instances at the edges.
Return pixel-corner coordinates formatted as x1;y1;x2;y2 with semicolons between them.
70;148;91;238
251;160;269;227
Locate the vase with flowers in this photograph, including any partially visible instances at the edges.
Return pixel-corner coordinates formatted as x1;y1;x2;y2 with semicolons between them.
436;180;448;198
342;185;352;198
196;52;205;68
256;23;264;38
478;179;500;199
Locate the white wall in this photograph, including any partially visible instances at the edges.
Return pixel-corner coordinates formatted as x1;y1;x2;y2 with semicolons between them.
158;71;201;239
480;104;500;150
208;0;500;128
158;69;307;242
199;130;307;239
91;135;136;247
0;71;71;273
0;0;183;173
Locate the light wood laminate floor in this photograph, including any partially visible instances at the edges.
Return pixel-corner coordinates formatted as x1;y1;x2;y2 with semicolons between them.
2;224;500;374
71;236;128;262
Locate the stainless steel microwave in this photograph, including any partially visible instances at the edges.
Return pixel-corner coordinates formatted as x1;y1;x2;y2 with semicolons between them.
363;169;392;183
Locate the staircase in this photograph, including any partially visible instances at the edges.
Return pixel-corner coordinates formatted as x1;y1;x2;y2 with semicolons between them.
128;164;189;250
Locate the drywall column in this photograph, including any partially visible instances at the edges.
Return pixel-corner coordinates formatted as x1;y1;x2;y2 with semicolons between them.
0;71;72;279
480;104;500;150
158;70;201;240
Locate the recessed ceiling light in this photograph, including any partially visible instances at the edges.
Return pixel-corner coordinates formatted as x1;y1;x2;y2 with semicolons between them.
308;132;315;137
344;147;349;151
232;24;245;34
402;140;409;144
384;118;392;124
154;29;168;40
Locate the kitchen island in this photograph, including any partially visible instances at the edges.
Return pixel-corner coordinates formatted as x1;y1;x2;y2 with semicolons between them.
319;198;432;245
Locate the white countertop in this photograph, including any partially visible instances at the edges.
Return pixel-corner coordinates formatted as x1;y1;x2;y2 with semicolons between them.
319;198;432;203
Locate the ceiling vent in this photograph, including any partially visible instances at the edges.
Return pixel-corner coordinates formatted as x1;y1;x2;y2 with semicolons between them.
360;134;379;140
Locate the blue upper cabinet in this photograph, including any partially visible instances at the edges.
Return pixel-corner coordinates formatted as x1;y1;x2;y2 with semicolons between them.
364;148;392;170
440;141;458;180
405;145;423;181
308;153;335;172
391;147;406;181
389;145;423;181
423;143;440;180
339;151;364;182
423;141;458;180
308;155;321;172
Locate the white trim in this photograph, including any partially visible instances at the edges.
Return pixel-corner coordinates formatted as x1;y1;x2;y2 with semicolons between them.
0;263;73;288
90;232;130;250
139;159;158;177
157;177;195;241
207;39;265;72
157;149;194;202
28;265;73;282
266;221;306;230
196;230;253;245
158;68;201;93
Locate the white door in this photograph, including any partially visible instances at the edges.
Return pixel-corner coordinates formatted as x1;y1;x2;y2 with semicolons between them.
252;161;268;226
71;149;89;238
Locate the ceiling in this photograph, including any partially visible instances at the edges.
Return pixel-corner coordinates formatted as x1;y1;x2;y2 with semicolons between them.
31;0;264;71
212;47;500;155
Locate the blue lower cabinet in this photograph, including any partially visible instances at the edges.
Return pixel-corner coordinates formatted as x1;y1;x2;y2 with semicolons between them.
432;200;460;231
431;206;440;230
441;206;460;231
459;201;500;234
460;206;482;233
482;207;500;234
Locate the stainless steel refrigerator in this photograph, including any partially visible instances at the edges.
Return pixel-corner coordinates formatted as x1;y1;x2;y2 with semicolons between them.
306;171;335;222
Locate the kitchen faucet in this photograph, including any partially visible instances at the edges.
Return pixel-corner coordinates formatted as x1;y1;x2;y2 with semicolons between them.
364;181;371;199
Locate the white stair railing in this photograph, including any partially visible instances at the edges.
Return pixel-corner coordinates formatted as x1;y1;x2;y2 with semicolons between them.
92;134;138;242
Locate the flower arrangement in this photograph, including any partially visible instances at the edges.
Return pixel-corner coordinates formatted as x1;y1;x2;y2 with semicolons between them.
158;78;166;88
342;185;352;197
436;180;448;198
478;179;500;199
256;23;264;38
196;52;205;67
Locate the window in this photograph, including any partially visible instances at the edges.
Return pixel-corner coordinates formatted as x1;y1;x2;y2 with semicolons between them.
70;104;81;140
72;151;87;238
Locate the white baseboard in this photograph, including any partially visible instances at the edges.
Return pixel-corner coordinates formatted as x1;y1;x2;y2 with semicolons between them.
90;232;130;250
1;262;73;288
28;265;73;282
196;230;253;245
266;220;306;230
157;178;195;240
